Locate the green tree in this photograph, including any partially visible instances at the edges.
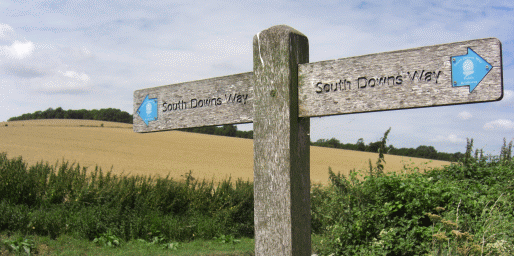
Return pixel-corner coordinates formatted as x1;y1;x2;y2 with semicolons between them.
367;141;382;152
415;145;438;159
55;107;64;118
326;138;341;148
356;138;366;151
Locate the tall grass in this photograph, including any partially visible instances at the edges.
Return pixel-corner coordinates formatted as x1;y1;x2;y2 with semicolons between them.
0;153;253;242
311;138;514;255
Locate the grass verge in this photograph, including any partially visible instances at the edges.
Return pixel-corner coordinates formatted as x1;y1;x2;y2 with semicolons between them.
1;232;254;256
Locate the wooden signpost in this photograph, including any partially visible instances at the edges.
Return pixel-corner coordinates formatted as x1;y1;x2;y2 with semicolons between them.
298;38;502;117
134;25;503;255
133;72;253;132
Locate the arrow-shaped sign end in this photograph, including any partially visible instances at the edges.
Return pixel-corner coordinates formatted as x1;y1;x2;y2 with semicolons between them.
452;48;492;93
137;94;158;126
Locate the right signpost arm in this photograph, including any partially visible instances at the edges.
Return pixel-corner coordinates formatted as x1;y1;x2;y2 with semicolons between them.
298;38;503;118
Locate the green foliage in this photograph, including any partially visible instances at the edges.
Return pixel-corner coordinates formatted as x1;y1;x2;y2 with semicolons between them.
500;137;513;162
7;107;133;124
312;138;514;255
161;241;180;250
2;236;37;255
425;196;514;256
0;153;254;243
368;127;390;177
0;232;254;255
213;235;240;244
180;124;253;139
136;230;180;251
93;230;121;247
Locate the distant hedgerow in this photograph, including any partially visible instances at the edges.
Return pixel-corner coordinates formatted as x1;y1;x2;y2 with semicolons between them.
7;107;133;124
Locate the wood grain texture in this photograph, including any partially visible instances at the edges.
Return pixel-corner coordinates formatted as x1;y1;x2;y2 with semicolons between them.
253;25;310;256
298;38;503;117
133;72;253;133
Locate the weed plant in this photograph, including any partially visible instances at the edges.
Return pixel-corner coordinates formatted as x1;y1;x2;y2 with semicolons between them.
0;153;254;243
1;236;36;255
93;230;121;248
311;137;514;255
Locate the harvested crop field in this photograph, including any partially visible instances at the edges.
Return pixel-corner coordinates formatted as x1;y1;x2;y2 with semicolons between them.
0;119;450;184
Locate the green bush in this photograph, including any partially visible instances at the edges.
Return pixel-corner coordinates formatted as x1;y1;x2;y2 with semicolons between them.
93;230;121;247
0;153;254;242
312;139;514;255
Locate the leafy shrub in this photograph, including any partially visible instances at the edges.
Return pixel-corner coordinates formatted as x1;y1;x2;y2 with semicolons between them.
0;201;30;232
213;234;240;244
136;230;181;251
161;241;180;250
0;152;254;242
2;236;37;255
312;138;514;255
93;230;121;247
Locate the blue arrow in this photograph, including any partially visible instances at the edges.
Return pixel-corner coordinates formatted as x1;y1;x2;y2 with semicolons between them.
451;48;492;93
137;94;158;126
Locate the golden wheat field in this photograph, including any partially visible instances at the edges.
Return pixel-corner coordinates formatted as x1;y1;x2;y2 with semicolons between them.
0;119;450;184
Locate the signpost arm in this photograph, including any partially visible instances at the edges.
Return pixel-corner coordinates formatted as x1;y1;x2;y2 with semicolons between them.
253;25;310;255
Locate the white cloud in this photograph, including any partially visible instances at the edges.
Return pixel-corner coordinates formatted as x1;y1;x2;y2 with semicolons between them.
197;36;250;57
434;134;466;144
503;90;513;102
484;119;514;130
0;23;14;38
493;90;513;107
458;111;472;120
59;70;90;81
37;77;90;94
27;70;92;94
0;40;35;59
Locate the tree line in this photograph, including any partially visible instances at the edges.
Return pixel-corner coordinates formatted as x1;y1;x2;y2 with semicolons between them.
180;124;253;139
8;108;459;160
8;107;133;124
311;137;463;162
185;127;462;161
7;107;253;139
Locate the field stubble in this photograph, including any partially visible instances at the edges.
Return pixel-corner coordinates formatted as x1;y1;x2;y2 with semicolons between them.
0;119;449;184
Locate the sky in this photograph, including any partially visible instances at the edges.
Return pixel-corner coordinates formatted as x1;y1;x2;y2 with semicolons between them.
1;0;513;154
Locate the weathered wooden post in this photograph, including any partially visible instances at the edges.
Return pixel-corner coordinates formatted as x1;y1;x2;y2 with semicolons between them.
253;25;311;255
